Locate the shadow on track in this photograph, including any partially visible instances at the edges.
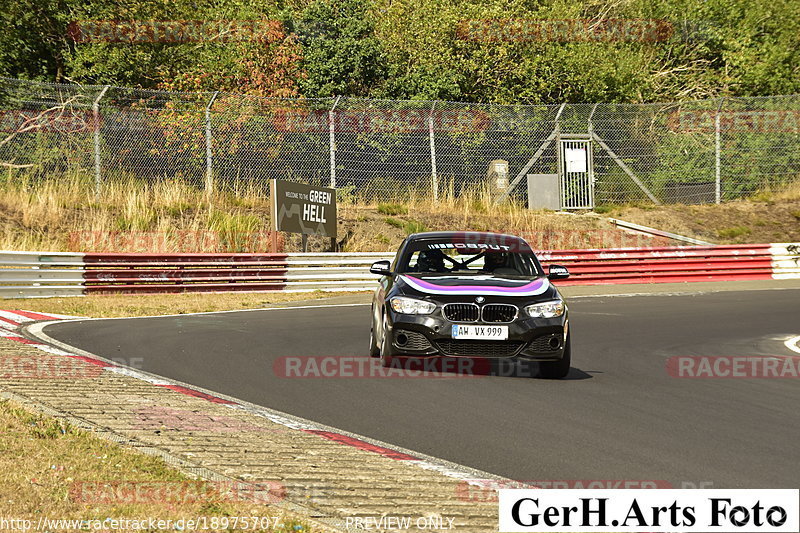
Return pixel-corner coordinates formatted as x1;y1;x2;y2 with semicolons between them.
379;356;595;380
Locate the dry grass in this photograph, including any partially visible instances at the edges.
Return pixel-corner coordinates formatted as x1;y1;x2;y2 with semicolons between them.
5;291;354;318
2;175;799;253
0;176;647;253
0;399;309;531
770;179;800;202
338;181;649;250
0;175;277;253
603;182;800;245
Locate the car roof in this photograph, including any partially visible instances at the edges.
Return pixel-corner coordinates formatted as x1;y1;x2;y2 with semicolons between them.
405;231;527;243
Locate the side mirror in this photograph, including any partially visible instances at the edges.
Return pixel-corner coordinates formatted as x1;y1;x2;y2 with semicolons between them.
370;260;393;276
547;264;570;280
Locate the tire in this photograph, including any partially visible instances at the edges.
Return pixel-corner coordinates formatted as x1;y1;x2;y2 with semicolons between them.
538;334;571;379
378;313;394;368
369;307;380;358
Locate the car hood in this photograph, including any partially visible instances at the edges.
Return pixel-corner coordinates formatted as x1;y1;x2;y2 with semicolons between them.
397;274;553;297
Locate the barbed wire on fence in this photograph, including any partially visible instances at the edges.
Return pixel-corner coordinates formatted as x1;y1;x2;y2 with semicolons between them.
0;76;798;205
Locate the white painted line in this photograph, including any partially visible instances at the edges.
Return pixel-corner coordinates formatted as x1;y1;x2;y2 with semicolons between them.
37;312;85;320
0;326;18;337
784;336;800;355
35;345;78;356
107;366;172;384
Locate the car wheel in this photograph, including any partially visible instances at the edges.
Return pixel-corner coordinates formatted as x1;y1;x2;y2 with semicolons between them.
378;313;394;368
369;307;380;358
538;333;571;379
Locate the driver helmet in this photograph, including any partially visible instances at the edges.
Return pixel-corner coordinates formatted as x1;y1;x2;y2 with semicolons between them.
417;249;446;272
483;252;507;271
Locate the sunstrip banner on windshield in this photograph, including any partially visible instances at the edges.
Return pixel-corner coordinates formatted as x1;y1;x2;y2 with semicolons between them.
427;242;513;251
400;275;550;296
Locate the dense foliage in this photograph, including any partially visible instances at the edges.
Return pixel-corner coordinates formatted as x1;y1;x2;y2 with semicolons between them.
1;0;798;103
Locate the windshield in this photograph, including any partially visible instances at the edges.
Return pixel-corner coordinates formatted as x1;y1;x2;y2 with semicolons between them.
397;238;543;277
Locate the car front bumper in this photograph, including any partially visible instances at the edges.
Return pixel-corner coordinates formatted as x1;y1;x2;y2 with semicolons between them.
385;310;569;361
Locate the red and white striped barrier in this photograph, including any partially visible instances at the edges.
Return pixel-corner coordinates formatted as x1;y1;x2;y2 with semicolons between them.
537;244;785;285
1;245;798;298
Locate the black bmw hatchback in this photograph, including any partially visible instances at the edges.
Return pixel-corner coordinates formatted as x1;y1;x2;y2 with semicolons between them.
369;231;572;378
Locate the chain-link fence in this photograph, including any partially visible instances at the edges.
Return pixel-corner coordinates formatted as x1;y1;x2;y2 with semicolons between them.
1;76;799;205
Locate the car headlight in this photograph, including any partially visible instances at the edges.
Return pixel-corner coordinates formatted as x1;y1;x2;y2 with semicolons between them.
390;296;436;315
524;300;565;318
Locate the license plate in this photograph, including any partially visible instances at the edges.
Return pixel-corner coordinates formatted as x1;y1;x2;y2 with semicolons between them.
451;324;508;340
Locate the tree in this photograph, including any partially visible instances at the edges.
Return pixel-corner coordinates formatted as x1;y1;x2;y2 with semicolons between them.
0;0;72;81
293;0;389;97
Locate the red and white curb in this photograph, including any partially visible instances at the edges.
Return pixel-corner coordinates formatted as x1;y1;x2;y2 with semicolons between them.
5;310;504;490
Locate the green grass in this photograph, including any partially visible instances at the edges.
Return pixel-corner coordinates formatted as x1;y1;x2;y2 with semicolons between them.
750;190;774;202
376;203;408;216
403;219;427;234
115;211;157;232
383;217;426;235
384;217;403;229
717;226;751;239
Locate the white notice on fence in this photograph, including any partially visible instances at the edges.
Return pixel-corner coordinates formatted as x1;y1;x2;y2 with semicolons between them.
565;147;587;173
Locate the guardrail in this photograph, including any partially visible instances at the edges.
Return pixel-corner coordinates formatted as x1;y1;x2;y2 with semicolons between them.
0;251;87;299
1;245;798;298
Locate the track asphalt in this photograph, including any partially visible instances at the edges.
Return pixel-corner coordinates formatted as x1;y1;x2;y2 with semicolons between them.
41;282;800;488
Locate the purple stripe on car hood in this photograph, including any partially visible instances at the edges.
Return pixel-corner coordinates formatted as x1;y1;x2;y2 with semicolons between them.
400;275;549;296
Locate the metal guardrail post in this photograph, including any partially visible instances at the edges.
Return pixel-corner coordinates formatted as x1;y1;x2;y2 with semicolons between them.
429;101;438;201
329;96;341;189
92;85;110;198
205;91;220;195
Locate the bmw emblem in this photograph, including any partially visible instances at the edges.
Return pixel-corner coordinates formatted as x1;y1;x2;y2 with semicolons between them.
475;296;485;304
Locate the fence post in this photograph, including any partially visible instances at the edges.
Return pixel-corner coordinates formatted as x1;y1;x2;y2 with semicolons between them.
205;91;219;195
92;85;110;197
715;97;724;204
329;96;341;189
587;103;599;209
429;101;438;201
